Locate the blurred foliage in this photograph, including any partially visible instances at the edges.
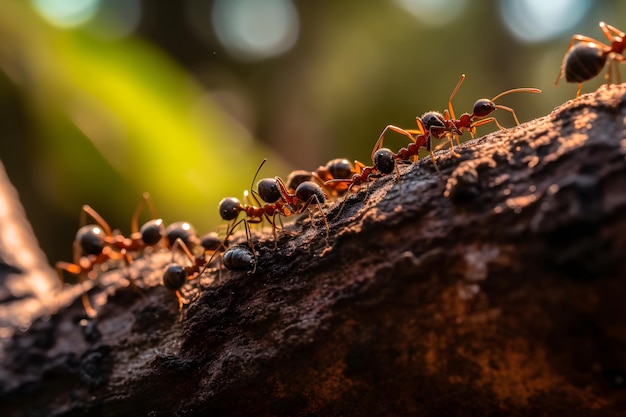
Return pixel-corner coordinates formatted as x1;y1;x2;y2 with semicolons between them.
0;0;624;264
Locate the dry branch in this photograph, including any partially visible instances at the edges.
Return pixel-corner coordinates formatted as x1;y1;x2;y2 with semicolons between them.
2;84;626;417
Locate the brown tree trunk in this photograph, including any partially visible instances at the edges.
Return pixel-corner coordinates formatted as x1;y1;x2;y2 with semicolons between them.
2;84;626;417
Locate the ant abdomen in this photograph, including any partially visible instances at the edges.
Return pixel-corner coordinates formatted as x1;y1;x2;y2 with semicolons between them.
257;178;282;203
75;225;106;255
421;111;446;132
163;264;187;291
294;181;327;205
200;232;223;252
286;170;313;192
223;245;256;272
563;43;607;83
325;158;353;180
165;221;197;248
373;148;395;175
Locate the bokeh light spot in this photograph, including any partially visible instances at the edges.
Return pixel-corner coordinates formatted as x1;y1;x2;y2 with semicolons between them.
31;0;100;28
499;0;592;43
393;0;468;27
211;0;299;61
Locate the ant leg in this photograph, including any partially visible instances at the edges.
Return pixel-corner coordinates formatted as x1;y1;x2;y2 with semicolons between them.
56;262;97;318
447;74;465;121
299;194;329;243
371;125;417;161
599;22;626;43
130;192;158;234
80;205;113;237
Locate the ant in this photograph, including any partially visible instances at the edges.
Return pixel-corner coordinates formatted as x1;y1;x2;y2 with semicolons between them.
162;237;211;310
324;148;397;216
556;21;625;98
218;161;293;248
56;208;132;318
80;192;166;256
372;74;540;160
286;158;358;197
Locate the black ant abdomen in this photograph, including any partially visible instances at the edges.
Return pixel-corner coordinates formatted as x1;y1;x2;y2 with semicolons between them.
200;232;223;252
163;264;187;291
421;111;446;133
165;221;197;248
563;43;607;83
373;148;395;175
75;225;106;256
294;181;327;206
286;170;313;192
325;158;354;180
256;178;282;203
223;245;256;272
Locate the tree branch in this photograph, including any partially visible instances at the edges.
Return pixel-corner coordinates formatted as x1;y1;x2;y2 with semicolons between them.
2;84;626;417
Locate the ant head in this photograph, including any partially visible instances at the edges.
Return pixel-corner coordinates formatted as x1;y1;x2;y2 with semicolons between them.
163;264;187;291
165;221;197;248
295;181;327;206
421;111;446;131
139;219;164;246
373;148;395;175
75;225;106;256
219;197;242;221
325;158;353;180
200;232;222;252
472;99;496;118
286;170;313;192
223;245;256;272
256;178;282;203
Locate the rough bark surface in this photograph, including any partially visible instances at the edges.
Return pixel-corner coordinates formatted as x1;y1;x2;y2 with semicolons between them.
2;84;626;417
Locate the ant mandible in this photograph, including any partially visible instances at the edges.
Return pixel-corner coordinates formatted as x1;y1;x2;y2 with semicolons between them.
556;21;625;98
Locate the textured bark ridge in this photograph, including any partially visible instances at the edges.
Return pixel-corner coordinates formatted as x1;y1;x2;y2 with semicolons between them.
2;84;626;416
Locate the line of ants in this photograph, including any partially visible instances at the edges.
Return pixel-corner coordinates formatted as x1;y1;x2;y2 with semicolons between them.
63;15;626;317
57;72;547;318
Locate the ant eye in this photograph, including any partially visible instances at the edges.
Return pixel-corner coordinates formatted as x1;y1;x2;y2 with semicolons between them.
140;219;163;246
219;198;241;221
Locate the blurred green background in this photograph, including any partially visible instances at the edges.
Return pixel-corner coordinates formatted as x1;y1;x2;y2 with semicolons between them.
0;0;623;265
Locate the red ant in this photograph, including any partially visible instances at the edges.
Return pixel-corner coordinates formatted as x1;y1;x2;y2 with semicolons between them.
324;148;397;216
372;74;540;160
56;208;132;317
162;237;211;310
556;21;625;98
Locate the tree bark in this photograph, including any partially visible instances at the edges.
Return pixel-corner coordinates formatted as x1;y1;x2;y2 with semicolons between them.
2;84;626;417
